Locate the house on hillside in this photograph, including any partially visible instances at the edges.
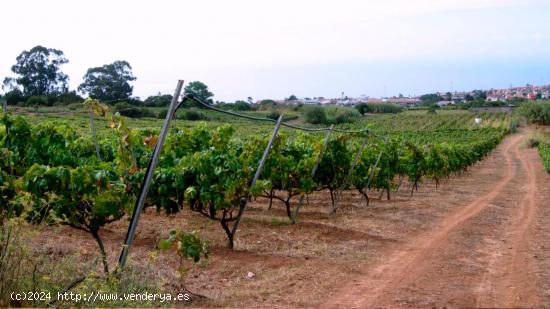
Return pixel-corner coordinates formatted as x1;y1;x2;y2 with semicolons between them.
486;96;503;102
527;92;537;100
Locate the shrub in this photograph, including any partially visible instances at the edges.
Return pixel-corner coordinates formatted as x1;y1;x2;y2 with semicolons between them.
25;95;49;107
267;110;281;120
114;103;156;118
183;110;205;121
157;109;170;119
3;89;26;106
259;99;277;111
517;101;550;125
303;106;328;125
144;94;173;107
326;106;360;124
355;103;402;114
55;91;84;105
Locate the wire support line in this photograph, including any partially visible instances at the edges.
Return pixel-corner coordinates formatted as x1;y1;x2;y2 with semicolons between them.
184;94;385;136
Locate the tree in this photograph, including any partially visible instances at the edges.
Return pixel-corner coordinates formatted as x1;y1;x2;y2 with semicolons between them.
286;94;298;101
247;96;253;104
78;61;136;101
183;81;213;108
419;93;442;105
3;45;69;96
144;93;173;107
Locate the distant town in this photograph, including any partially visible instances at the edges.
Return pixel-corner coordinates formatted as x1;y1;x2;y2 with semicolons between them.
257;84;550;107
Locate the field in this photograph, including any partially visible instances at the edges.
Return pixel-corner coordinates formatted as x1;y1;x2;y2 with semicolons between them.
1;106;550;307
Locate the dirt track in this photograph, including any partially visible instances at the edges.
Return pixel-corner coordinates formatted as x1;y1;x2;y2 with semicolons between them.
324;131;549;308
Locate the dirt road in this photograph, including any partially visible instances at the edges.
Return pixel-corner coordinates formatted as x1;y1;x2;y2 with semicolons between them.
324;131;550;308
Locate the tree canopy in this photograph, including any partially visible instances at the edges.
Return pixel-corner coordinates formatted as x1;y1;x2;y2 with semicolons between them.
183;81;214;107
78;61;136;101
2;45;69;96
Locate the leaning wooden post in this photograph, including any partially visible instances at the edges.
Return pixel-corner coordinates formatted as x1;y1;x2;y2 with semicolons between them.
291;125;334;223
118;80;184;269
229;114;284;247
331;136;369;214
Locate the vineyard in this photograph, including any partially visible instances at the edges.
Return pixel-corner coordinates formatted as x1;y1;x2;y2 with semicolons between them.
0;108;515;306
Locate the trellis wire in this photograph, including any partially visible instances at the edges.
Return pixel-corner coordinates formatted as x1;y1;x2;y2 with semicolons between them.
331;136;369;214
188;95;372;134
229;114;284;240
291;124;334;223
118;82;392;265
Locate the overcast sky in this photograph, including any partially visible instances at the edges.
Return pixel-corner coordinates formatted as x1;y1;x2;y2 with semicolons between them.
1;0;549;101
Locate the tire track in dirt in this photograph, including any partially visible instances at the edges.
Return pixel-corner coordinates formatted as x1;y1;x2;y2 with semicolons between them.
323;133;538;308
475;136;541;307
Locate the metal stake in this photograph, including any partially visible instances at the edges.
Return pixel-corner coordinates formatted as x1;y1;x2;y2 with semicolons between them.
230;114;284;238
331;136;369;214
291;125;334;223
118;80;184;269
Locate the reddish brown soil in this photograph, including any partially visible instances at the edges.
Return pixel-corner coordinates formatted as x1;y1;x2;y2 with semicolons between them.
32;130;550;308
324;131;550;308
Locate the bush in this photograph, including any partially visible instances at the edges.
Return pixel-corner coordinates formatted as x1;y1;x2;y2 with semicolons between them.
144;94;173;107
183;110;205;121
3;89;26;106
303;106;328;125
326;106;360;124
517;101;550;125
174;109;207;121
355;103;402;114
267;110;281;120
114;102;156;118
25;95;50;107
259;99;277;111
157;109;170;119
55;91;84;105
225;101;253;111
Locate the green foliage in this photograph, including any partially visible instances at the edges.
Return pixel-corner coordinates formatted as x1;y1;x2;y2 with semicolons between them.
267;110;281;120
78;61;136;101
144;94;173;107
3;45;69;96
113;102;156;118
1;110;509;257
539;143;550;173
303;106;328;125
2;89;26;105
217;100;253;111
355;103;402;114
516;101;550;125
420;93;442;105
182;110;206;121
260;133;317;218
325;106;360;124
286;95;298;101
315;136;352;205
159;230;208;263
183;81;214;107
258;99;277;110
